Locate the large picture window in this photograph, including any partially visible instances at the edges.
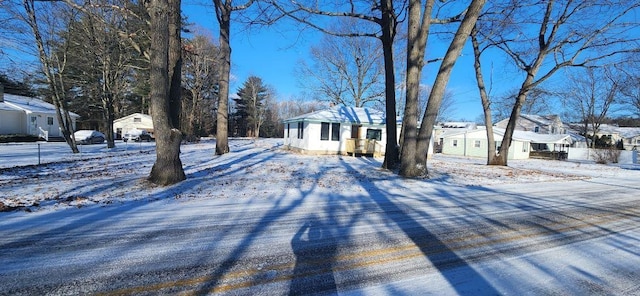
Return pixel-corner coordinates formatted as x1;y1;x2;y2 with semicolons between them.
366;129;382;141
320;122;341;141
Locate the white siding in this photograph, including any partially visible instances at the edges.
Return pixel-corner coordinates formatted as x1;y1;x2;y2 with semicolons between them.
0;110;25;134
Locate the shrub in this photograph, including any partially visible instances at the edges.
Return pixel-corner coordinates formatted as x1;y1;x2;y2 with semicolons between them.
591;147;621;164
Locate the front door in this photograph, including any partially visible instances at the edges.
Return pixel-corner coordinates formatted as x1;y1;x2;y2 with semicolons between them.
351;124;361;139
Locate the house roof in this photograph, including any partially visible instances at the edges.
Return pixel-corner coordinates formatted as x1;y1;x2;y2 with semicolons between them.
510;129;573;145
520;114;561;126
114;112;153;123
283;106;386;125
593;124;640;138
439;127;575;144
1;93;79;117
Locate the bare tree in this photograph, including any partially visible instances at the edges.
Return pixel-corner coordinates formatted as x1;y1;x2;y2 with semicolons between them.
619;61;640;117
474;0;640;166
213;0;255;155
268;0;404;169
64;0;136;148
21;0;79;153
561;67;620;148
296;23;385;108
182;34;220;139
146;0;186;185
399;0;486;177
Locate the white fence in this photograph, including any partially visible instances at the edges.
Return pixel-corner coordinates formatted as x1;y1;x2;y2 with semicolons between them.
566;147;638;164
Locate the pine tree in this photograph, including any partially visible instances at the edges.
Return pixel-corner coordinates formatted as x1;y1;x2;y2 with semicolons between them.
233;76;267;137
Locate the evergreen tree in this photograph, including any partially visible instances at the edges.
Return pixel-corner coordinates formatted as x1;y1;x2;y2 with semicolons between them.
233;76;268;137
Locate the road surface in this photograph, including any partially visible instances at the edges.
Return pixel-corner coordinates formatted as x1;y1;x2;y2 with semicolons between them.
1;176;639;295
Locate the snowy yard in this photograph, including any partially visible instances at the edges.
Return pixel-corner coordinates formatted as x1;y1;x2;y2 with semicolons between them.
1;138;635;211
1;138;639;295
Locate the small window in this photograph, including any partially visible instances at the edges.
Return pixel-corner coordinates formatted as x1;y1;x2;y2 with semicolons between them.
286;123;290;138
331;123;340;141
366;129;382;141
47;117;54;125
134;117;142;123
534;126;540;133
297;122;304;139
320;122;330;141
452;139;458;147
474;140;481;148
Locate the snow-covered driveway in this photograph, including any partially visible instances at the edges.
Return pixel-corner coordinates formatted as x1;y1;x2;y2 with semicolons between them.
1;139;639;295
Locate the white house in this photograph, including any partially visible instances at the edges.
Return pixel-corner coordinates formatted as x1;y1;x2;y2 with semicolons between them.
113;113;154;139
587;124;640;151
495;114;565;134
282;106;393;156
440;128;532;160
0;91;79;139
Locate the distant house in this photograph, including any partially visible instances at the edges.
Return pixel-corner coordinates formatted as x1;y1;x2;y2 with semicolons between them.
495;114;565;134
113;113;154;139
440;128;532;160
0;90;79;139
587;124;640;151
282;106;398;156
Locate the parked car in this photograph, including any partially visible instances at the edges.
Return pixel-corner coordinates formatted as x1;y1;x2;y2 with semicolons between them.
123;130;153;142
74;130;105;145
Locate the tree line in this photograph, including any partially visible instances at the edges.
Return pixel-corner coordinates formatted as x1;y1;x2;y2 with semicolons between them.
2;0;639;185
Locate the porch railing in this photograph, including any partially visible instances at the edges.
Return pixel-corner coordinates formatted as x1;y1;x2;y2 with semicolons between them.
345;138;383;157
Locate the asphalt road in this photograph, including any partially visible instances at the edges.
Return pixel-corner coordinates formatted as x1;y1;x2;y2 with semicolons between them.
1;177;640;295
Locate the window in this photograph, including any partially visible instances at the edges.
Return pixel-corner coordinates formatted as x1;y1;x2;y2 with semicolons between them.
134;117;142;123
47;117;54;125
320;122;341;141
452;139;458;147
297;122;304;139
331;123;340;141
474;140;481;148
366;129;382;141
534;126;540;133
321;122;330;140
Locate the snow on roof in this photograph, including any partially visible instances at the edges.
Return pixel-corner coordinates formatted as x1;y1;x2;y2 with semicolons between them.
520;114;561;126
440;127;573;144
594;124;640;138
283;106;386;125
512;130;573;144
114;112;153;123
1;93;79;117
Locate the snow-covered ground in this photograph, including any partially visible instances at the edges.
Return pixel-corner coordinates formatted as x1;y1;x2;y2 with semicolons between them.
0;138;637;211
1;138;639;295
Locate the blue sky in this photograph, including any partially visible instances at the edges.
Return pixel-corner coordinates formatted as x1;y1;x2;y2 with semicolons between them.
181;0;511;122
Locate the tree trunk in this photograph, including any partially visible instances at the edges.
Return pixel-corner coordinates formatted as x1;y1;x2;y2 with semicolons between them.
215;1;231;155
168;0;182;129
380;0;399;170
399;0;434;177
103;91;116;148
23;0;79;153
147;0;186;185
404;0;486;177
470;27;499;165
